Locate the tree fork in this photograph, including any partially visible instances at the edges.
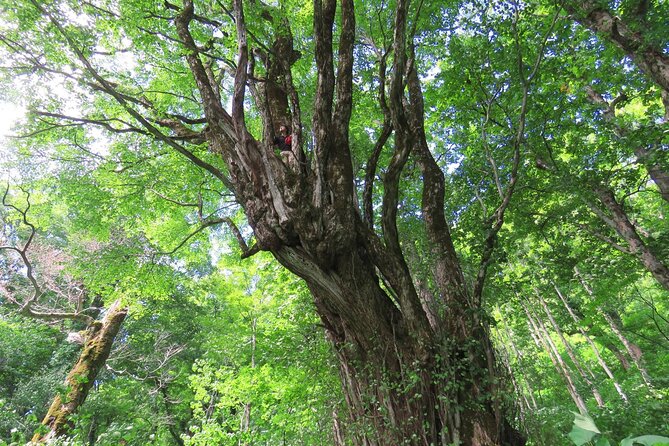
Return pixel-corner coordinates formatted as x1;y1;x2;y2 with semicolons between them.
28;0;526;442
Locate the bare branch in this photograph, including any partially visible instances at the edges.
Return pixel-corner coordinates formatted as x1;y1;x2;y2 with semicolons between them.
1;185;94;325
221;217;259;259
33;110;148;135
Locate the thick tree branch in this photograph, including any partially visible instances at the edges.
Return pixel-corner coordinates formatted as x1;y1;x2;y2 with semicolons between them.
562;0;669;94
382;0;413;257
312;0;337;210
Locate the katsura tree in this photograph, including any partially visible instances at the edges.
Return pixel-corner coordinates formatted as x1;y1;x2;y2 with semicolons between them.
0;0;533;443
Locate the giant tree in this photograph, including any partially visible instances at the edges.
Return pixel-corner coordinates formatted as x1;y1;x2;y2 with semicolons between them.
0;0;561;443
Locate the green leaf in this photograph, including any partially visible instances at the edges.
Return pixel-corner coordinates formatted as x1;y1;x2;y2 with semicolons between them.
620;435;669;446
569;413;600;446
573;413;601;434
596;437;612;446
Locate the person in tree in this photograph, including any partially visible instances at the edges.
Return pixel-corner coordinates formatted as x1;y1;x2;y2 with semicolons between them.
273;124;292;153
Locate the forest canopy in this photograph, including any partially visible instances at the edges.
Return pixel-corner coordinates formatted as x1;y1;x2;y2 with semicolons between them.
0;0;668;444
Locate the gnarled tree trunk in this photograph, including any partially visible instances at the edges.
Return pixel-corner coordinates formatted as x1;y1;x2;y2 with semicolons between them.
35;0;525;442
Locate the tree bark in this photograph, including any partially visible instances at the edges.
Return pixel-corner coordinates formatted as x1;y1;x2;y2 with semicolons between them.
606;342;632;371
589;186;669;292
33;0;524;443
563;0;669;94
32;300;128;442
553;283;628;403
582;85;669;204
633;146;669;204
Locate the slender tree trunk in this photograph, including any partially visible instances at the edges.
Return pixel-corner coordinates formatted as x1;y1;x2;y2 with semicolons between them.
591;186;669;291
32;300;128;442
575;268;654;388
497;328;532;420
239;317;256;446
500;348;528;426
522;301;588;415
534;291;604;407
606;343;632;371
599;310;653;389
553;283;628;402
499;317;538;410
161;387;186;446
86;416;97;446
332;411;346;446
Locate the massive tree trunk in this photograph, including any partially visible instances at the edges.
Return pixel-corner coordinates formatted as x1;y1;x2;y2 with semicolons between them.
215;0;518;442
32;300;128;442
35;0;523;442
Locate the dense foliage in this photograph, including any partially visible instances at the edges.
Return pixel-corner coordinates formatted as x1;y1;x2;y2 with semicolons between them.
1;0;668;444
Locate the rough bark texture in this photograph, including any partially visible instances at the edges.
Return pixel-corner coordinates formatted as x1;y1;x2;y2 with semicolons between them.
38;0;526;443
32;300;127;442
592;186;669;292
563;0;669;94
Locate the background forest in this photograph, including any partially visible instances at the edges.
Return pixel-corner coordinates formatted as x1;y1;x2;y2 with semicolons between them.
0;0;668;444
